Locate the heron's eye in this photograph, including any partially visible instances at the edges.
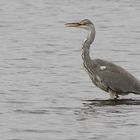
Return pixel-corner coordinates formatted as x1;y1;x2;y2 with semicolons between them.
80;21;85;25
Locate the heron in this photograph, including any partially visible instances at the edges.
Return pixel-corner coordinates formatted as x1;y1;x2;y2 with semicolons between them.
65;19;140;100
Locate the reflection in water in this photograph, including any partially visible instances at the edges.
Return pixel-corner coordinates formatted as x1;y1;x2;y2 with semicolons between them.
75;99;140;123
84;99;140;106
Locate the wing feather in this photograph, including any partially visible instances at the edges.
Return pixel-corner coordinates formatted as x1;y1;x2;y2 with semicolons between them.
91;59;140;94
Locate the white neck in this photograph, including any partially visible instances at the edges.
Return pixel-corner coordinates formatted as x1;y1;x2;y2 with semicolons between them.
83;24;96;48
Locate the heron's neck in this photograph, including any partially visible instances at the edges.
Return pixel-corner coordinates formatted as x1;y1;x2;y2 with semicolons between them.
82;25;95;63
83;25;95;48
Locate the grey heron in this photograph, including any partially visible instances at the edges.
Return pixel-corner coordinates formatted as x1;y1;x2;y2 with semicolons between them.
65;19;140;100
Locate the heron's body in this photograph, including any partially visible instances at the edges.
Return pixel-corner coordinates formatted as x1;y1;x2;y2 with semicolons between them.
66;19;140;99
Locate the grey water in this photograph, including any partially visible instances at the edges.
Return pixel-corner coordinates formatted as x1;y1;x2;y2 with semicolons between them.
1;0;140;139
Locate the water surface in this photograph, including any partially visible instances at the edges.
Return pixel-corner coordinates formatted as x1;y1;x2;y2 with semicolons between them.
1;0;140;140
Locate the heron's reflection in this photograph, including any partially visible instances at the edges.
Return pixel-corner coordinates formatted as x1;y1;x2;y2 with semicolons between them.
75;98;140;121
84;99;140;106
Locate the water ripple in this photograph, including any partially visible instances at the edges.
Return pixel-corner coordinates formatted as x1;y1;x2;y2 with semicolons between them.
1;0;140;140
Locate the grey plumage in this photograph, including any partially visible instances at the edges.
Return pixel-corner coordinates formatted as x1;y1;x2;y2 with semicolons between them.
66;19;140;99
89;59;140;94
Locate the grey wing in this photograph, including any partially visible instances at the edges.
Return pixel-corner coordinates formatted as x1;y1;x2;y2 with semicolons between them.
91;59;140;94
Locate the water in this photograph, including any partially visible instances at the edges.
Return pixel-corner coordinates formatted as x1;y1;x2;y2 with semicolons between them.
1;0;140;139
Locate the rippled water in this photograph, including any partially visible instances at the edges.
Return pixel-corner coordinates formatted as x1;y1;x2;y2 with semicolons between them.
1;0;140;140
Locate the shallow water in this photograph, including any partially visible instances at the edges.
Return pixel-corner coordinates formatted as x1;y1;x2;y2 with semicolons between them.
1;0;140;140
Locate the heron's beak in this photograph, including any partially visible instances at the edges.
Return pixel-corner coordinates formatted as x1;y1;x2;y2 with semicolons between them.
65;22;81;28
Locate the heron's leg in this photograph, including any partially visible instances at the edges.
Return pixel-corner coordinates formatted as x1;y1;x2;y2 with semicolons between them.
115;94;119;99
109;90;118;100
109;92;116;99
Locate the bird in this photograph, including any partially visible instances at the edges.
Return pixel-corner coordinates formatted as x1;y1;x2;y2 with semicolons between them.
65;19;140;100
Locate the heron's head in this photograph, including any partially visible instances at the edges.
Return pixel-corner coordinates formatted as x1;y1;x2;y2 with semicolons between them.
65;19;94;30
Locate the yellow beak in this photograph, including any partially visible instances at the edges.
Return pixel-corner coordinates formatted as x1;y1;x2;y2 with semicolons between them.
65;22;81;27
